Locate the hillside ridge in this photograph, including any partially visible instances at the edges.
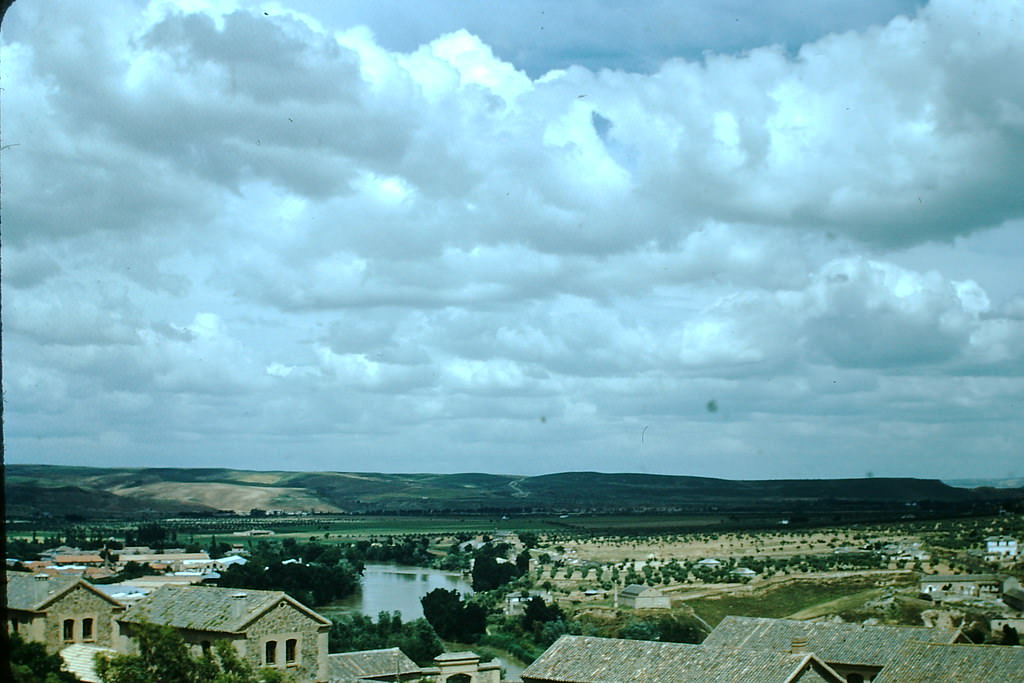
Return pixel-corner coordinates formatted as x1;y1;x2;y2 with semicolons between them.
7;464;1022;519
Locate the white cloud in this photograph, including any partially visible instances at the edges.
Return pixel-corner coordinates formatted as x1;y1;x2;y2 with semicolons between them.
3;0;1023;478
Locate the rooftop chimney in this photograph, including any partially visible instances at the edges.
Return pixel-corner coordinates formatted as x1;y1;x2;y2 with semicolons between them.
791;636;808;654
230;592;247;621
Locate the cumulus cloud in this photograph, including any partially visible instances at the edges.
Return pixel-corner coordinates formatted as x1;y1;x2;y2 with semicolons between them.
2;0;1023;478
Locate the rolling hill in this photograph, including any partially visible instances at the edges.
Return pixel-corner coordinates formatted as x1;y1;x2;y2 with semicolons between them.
4;464;1022;519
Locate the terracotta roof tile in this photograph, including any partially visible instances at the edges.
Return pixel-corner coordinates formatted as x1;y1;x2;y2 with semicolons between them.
874;640;1024;682
702;616;961;667
520;635;843;682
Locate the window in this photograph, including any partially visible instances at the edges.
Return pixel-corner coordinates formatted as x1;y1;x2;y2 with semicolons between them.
285;638;298;664
82;618;94;640
201;640;212;654
264;640;277;665
11;618;19;633
63;619;75;641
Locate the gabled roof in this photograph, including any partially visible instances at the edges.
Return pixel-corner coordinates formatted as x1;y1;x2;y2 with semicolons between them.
620;584;651;597
120;584;330;633
873;640;1024;682
702;616;962;668
6;572;124;612
520;635;844;682
327;647;420;681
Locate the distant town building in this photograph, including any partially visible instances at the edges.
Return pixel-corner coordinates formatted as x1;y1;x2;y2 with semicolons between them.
919;574;1018;599
985;536;1019;561
618;584;671;610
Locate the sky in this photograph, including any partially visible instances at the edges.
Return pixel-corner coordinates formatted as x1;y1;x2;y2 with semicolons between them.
2;0;1023;480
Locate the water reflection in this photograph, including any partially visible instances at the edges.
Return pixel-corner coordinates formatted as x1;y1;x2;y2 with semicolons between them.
321;563;473;620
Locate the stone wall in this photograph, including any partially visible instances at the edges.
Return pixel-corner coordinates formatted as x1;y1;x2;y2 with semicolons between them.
243;600;329;682
44;586;123;652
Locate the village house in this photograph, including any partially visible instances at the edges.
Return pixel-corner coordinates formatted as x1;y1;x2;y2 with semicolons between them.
701;615;967;682
617;584;671;610
6;573;125;652
985;535;1019;561
504;590;554;616
117;584;332;682
1004;586;1024;611
116;551;211;572
520;634;846;682
919;573;1019;600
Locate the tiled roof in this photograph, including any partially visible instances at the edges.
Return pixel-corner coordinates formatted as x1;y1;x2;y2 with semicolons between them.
60;644;116;683
520;635;843;682
120;584;329;633
327;648;420;681
53;554;105;564
620;584;648;597
6;573;122;611
702;616;961;668
7;573;81;610
873;640;1024;682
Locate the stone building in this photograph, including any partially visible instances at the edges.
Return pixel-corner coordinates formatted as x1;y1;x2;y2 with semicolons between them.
6;572;125;652
919;573;1014;599
618;584;671;610
521;635;845;682
701;616;967;682
117;584;332;682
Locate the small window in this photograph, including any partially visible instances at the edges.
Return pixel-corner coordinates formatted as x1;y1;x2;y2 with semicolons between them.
264;640;277;665
63;619;75;641
11;618;19;633
82;618;94;640
285;638;297;664
201;640;212;654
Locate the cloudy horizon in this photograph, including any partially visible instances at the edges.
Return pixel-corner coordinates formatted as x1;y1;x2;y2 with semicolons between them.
2;0;1022;480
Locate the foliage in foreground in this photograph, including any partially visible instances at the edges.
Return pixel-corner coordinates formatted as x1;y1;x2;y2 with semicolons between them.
8;632;80;683
97;622;288;683
328;611;443;665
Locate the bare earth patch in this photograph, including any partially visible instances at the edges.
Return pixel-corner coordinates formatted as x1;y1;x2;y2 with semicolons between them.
111;482;342;514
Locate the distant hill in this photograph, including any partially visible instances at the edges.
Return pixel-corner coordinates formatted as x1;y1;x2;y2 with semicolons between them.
945;477;1024;489
4;464;1022;519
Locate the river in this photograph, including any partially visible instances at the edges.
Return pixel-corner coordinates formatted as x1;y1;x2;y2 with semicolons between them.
320;562;524;680
319;562;474;621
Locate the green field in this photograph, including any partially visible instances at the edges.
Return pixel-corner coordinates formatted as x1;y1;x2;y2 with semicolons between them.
684;574;913;627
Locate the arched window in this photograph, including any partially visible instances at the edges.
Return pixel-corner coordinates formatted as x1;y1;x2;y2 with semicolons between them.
264;640;277;665
63;619;75;641
82;618;94;640
285;638;298;664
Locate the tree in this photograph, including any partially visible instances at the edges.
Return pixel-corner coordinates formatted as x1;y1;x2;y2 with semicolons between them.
420;589;465;641
518;532;539;549
96;622;286;683
420;589;487;643
329;612;442;665
8;632;80;683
